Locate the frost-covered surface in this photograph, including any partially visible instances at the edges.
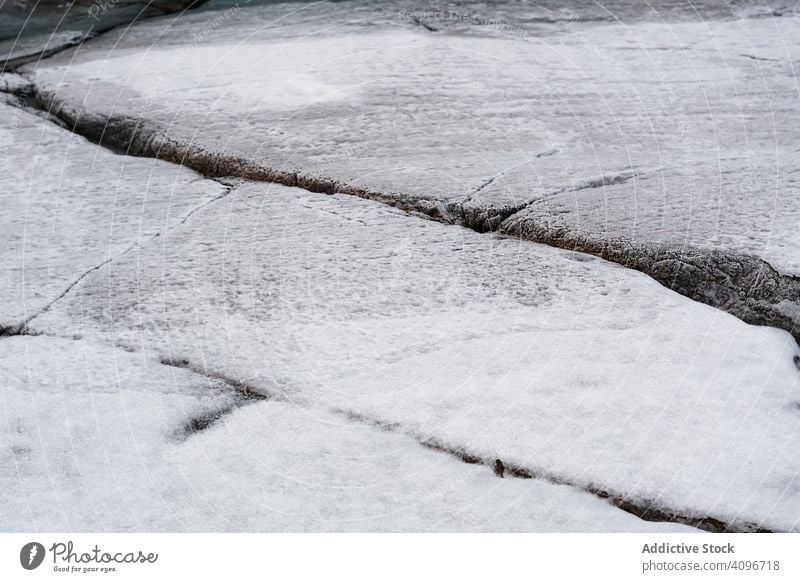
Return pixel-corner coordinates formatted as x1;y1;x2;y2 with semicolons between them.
32;182;800;531
0;0;202;68
501;156;800;275
0;99;226;330
22;3;800;274
0;336;237;531
4;0;800;533
0;336;691;532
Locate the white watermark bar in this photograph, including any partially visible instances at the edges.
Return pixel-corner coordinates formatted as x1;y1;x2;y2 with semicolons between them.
1;534;797;581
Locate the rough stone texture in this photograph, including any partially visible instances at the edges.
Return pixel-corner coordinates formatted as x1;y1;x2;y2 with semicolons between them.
0;0;207;70
3;0;800;533
14;1;800;338
21;80;800;341
29;181;800;532
500;209;800;339
0;97;226;332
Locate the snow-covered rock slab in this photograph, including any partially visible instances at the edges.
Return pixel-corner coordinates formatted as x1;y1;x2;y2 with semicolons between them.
19;2;800;334
0;99;226;332
0;336;685;532
21;5;800;263
0;336;240;531
0;0;202;69
501;155;800;275
32;181;800;531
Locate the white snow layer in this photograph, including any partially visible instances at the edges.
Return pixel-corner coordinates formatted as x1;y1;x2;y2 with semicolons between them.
4;1;800;532
24;8;800;273
0;336;692;532
0;100;226;329
31;182;800;532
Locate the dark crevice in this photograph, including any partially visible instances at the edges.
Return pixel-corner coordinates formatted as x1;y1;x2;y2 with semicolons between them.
160;356;274;441
410;16;439;32
0;102;239;335
462;147;561;206
175;396;260;441
569;169;641;192
159;356;276;402
0;323;36;337
0;0;212;72
5;82;800;343
332;408;777;533
739;53;780;62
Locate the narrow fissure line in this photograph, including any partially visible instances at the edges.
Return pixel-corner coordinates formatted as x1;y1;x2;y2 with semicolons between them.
410;16;439;33
0;141;240;337
159;356;277;403
9;84;797;342
330;408;775;534
461;147;561;207
2;254;117;337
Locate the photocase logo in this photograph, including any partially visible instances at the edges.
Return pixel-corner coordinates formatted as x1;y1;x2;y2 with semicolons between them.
20;542;45;570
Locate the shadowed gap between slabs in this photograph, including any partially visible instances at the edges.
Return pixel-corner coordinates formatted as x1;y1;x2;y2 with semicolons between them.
3;80;798;345
331;409;777;534
160;356;273;441
0;9;794;535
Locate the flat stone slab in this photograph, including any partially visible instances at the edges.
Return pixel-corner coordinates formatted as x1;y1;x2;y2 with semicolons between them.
4;0;800;533
32;181;800;531
21;3;800;273
0;336;690;532
0;0;203;69
0;99;225;331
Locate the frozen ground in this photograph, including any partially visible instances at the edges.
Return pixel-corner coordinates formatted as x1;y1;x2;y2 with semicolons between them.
14;0;800;336
0;335;697;532
0;97;226;332
30;181;800;532
0;0;205;69
1;0;800;533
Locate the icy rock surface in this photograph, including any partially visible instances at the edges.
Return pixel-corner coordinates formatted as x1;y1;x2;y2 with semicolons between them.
32;182;800;531
0;99;226;331
0;336;691;532
0;0;206;69
3;0;800;533
22;5;800;271
18;1;800;337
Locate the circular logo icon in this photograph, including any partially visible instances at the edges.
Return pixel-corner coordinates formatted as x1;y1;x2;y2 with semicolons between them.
20;542;45;570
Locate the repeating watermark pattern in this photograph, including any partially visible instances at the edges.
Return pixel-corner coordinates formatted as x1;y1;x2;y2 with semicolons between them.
398;10;527;38
88;0;120;22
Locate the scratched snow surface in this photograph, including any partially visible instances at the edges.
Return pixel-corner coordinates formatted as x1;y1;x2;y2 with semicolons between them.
0;99;225;331
33;182;800;531
23;4;800;273
0;336;690;532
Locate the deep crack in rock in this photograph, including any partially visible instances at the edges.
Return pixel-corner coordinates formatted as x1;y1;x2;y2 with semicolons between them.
160;356;273;441
333;409;777;533
0;100;240;332
177;401;242;440
160;356;275;402
13;85;797;342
